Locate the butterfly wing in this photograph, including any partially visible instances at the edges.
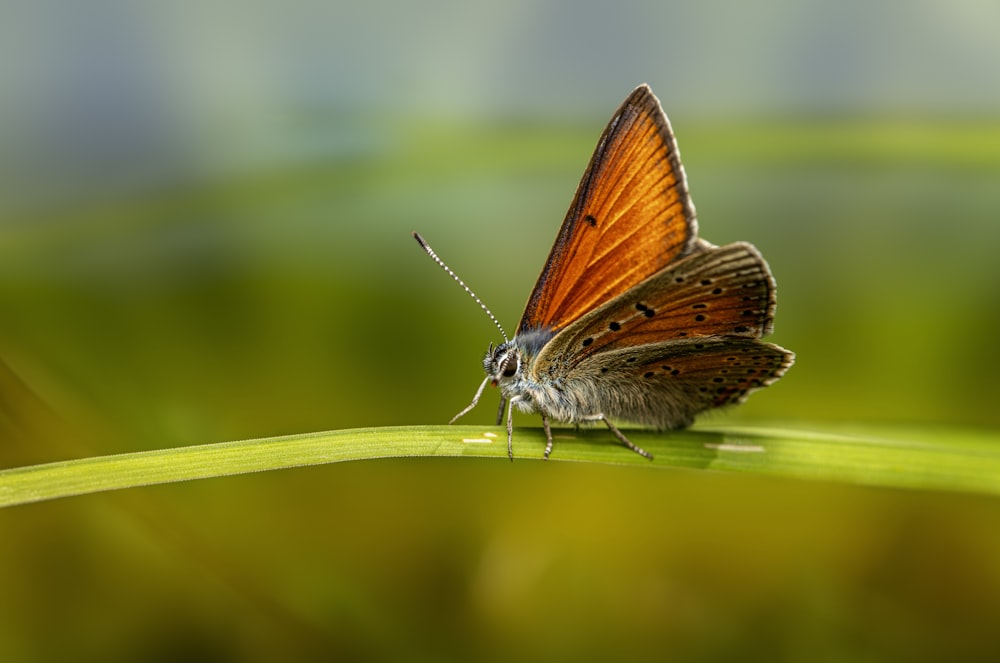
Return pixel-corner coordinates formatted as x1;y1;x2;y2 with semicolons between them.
518;84;700;335
564;338;794;429
531;242;779;375
524;242;793;428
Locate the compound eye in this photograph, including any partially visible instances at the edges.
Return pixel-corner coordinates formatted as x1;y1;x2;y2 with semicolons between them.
500;353;518;378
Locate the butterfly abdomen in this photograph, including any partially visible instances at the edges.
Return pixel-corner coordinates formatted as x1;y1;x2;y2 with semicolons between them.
508;359;698;429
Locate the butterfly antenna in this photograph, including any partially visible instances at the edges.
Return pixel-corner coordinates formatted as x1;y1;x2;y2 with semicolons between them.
412;232;509;343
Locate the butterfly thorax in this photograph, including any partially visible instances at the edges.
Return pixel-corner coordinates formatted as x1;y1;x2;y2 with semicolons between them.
484;328;595;422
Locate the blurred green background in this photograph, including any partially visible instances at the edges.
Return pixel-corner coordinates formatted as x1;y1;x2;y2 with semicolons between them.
2;0;1000;660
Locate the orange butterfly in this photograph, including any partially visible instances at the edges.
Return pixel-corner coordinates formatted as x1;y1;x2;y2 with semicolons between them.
416;84;793;460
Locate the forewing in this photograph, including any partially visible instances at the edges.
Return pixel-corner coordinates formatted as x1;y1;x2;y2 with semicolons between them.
518;84;699;334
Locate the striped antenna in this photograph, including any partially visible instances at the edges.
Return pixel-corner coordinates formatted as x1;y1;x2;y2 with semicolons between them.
412;232;509;343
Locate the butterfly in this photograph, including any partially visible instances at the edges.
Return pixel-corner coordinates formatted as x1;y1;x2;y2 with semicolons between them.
415;84;794;461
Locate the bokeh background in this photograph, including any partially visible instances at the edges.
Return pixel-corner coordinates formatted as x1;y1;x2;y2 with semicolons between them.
2;0;1000;660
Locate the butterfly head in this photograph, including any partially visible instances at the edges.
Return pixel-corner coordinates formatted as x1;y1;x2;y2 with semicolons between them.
483;341;521;387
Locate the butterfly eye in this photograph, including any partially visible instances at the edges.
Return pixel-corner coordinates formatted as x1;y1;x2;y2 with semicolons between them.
500;352;519;378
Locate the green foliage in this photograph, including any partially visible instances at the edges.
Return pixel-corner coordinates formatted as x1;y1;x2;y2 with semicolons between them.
2;113;999;662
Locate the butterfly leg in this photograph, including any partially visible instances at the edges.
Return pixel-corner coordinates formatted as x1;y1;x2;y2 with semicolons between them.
495;396;507;426
450;375;491;424
542;415;554;460
505;396;517;462
585;414;654;460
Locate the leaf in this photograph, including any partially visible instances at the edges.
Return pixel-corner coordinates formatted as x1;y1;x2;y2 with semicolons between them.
1;423;998;508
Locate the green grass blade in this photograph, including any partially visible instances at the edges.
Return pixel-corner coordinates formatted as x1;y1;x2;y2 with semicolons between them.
1;424;999;508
